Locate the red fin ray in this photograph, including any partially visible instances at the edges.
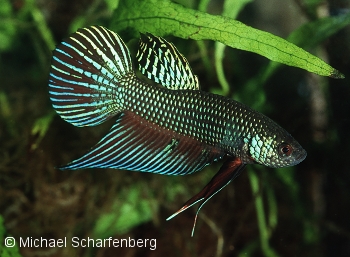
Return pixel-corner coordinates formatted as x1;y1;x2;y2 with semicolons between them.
166;158;246;236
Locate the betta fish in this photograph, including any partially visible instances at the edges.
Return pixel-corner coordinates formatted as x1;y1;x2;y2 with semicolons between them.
48;26;306;236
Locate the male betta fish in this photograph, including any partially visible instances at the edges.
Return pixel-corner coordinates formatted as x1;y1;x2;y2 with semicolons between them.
48;26;306;236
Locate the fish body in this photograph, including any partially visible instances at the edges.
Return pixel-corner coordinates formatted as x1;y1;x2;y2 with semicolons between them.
122;82;304;168
48;26;306;235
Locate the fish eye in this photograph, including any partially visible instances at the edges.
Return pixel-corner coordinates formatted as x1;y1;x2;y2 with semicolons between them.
278;143;293;157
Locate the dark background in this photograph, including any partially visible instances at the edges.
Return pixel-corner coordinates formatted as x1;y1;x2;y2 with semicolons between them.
1;0;350;256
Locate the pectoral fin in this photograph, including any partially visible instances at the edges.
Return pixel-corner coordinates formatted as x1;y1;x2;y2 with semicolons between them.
166;157;246;236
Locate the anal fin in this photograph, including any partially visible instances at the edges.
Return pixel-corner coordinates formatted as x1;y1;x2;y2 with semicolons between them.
59;111;225;175
166;157;246;236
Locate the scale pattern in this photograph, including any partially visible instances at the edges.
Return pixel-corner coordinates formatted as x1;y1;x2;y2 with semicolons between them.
125;82;239;145
48;26;306;172
122;81;291;166
48;26;307;234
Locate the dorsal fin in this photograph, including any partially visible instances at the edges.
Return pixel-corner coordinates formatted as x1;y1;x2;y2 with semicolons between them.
59;111;224;174
136;33;199;90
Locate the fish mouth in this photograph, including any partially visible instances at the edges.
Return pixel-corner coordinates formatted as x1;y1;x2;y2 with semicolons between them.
294;148;307;164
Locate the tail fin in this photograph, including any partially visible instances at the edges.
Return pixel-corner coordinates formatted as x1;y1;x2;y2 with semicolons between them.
48;26;134;127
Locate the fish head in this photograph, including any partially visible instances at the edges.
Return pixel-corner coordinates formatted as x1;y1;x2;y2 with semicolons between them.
245;126;307;168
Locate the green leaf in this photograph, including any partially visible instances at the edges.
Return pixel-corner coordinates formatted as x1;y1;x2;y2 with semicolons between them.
244;11;350;107
289;12;350;50
273;12;350;79
214;0;253;96
111;0;343;78
247;167;278;257
248;168;280;257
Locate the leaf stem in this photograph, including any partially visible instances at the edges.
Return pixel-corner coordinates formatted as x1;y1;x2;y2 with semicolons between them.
248;168;279;257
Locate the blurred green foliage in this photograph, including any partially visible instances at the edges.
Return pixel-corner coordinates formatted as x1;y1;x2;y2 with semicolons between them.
93;182;156;237
1;0;350;256
0;0;16;51
0;216;22;257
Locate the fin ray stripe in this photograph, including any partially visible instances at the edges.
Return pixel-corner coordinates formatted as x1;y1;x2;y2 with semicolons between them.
60;112;224;175
49;26;135;127
137;33;199;90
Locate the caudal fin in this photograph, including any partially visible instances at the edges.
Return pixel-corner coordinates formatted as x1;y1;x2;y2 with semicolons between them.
48;26;134;127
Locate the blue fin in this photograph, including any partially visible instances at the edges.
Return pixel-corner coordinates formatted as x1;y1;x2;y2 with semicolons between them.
59;111;225;175
137;33;199;90
48;26;135;127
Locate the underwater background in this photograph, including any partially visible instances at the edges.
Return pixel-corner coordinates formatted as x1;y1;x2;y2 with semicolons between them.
1;0;350;256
